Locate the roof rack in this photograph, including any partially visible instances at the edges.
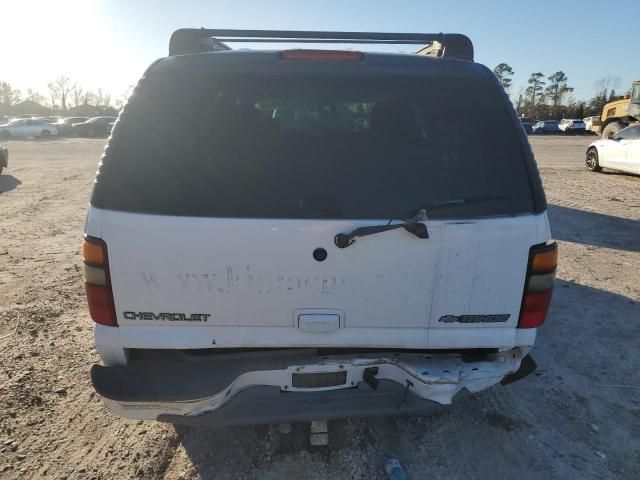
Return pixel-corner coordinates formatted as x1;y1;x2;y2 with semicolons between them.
169;29;474;61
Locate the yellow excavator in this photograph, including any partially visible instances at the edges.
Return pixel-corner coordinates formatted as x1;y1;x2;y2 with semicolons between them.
597;80;640;138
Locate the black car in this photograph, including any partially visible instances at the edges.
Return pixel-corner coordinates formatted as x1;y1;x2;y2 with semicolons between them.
55;117;89;136
72;117;117;137
0;144;8;176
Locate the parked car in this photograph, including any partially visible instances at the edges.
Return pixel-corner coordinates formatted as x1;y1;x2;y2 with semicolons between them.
0;119;58;138
532;120;561;134
72;117;117;137
0;145;7;176
585;124;640;175
559;119;586;134
85;29;555;426
519;116;533;134
32;116;60;123
583;116;601;134
55;117;89;136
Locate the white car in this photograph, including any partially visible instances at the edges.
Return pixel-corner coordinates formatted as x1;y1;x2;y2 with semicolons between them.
558;118;586;134
586;124;640;175
583;116;601;134
0;119;58;138
84;29;556;426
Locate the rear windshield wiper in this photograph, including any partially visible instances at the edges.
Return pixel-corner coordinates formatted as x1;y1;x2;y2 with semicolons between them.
333;196;509;249
334;218;428;249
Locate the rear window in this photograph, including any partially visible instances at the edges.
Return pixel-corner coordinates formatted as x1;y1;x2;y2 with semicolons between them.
92;67;537;220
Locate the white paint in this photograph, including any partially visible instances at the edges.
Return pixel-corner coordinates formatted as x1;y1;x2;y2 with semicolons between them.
0;119;58;137
85;207;550;358
590;131;640;175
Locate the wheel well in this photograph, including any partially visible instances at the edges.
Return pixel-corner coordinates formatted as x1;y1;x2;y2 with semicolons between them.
602;118;627;128
601;118;615;129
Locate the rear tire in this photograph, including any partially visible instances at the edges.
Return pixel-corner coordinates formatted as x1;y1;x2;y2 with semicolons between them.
40;130;51;137
585;147;601;172
0;130;10;139
602;121;625;139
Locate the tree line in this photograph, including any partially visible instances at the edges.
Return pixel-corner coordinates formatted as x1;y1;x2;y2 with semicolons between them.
493;63;626;120
0;77;129;117
0;69;628;121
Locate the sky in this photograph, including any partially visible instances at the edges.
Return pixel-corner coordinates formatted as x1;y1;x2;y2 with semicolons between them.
1;0;638;103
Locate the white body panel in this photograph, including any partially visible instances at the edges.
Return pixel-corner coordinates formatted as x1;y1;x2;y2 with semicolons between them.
0;120;58;137
627;140;640;174
86;207;550;364
592;137;640;174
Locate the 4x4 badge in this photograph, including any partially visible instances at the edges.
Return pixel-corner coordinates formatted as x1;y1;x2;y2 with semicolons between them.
439;314;510;324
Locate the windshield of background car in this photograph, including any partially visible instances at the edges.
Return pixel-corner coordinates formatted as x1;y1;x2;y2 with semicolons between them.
617;125;640;140
92;69;536;220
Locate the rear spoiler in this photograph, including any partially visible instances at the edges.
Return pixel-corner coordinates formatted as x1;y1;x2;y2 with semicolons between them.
169;29;474;61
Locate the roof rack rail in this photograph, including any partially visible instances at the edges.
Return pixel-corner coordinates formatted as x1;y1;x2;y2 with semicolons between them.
169;29;474;61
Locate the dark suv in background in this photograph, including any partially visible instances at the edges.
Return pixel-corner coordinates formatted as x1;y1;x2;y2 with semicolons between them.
0;145;7;176
55;117;89;136
72;116;117;137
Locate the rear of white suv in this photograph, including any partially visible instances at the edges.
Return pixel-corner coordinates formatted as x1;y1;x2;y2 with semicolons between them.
84;30;555;425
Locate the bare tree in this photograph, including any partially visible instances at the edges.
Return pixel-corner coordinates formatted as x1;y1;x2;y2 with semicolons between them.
25;88;46;105
593;76;621;100
71;86;84;108
47;76;76;112
515;85;526;114
114;84;134;109
96;88;111;107
0;81;21;108
589;76;622;115
82;91;97;106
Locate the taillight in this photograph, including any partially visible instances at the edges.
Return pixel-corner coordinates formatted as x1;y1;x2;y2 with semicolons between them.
82;236;117;326
279;49;364;61
518;242;557;328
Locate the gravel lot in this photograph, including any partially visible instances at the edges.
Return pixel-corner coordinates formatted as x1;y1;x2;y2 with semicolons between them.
0;136;638;479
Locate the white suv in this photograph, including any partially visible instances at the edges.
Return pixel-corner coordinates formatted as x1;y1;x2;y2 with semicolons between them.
559;118;586;134
84;29;556;426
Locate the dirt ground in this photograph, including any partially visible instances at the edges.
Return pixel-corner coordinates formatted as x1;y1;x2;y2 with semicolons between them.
0;136;638;480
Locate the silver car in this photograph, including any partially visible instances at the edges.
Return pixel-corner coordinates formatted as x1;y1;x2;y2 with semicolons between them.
0;119;58;138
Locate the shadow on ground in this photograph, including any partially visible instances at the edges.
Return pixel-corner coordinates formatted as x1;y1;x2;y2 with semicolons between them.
0;174;21;193
172;281;638;480
548;204;640;252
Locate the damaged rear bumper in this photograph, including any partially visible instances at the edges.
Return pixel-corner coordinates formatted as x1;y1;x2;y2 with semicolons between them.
91;348;533;426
